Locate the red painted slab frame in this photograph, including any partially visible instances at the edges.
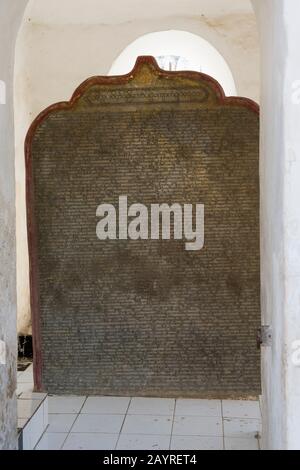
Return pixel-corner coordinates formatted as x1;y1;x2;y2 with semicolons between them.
25;56;259;392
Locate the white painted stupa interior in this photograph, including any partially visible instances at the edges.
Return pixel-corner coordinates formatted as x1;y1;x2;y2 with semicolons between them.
1;0;300;451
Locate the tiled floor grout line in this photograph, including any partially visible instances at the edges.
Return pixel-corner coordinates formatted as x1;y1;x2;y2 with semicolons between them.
60;422;76;450
33;422;49;450
59;396;88;450
222;416;262;420
221;400;225;450
169;399;177;450
78;396;89;414
26;395;48;450
114;397;132;450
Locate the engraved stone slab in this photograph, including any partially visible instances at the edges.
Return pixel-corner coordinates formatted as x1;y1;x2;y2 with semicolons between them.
26;57;260;397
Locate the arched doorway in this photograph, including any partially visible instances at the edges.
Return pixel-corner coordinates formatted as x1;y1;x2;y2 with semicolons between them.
108;30;237;97
11;0;282;450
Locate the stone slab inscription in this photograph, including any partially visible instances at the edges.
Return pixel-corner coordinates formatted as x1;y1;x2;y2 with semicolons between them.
27;57;260;396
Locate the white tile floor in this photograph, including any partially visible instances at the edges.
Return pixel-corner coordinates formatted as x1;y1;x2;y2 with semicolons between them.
17;364;262;450
36;396;261;450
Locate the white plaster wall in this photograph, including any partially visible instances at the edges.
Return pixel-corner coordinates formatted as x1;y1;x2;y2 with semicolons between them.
284;0;300;447
253;0;300;450
253;0;286;449
0;0;28;450
14;0;259;335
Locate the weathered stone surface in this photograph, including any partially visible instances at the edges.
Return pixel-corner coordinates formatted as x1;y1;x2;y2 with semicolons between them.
28;57;260;397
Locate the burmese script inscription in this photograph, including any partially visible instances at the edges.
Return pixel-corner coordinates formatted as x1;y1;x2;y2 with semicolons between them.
28;58;260;396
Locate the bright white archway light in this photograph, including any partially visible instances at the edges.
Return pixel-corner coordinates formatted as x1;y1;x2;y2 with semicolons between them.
108;30;237;97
